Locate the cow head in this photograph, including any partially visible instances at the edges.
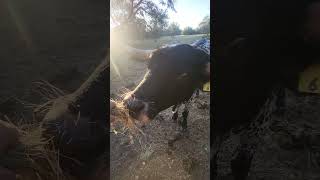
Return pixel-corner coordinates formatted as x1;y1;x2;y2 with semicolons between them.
123;44;210;122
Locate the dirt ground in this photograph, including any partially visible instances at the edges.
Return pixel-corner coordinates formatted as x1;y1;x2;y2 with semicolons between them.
110;36;210;180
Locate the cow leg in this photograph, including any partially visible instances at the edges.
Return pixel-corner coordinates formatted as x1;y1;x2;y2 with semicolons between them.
172;104;177;112
172;111;179;122
181;104;189;131
172;104;180;123
180;100;191;131
168;102;190;149
231;144;253;180
212;151;218;180
191;89;200;100
211;134;223;179
196;89;200;96
274;87;286;116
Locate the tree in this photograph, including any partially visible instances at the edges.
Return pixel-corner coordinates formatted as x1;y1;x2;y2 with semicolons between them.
182;26;196;35
197;15;210;34
110;0;176;39
166;22;181;36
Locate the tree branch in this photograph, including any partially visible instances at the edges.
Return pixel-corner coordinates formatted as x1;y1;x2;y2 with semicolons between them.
133;0;144;10
133;7;147;17
128;0;145;21
127;0;135;21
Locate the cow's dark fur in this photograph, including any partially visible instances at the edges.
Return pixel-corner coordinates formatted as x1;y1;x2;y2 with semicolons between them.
41;57;109;176
126;44;210;120
213;0;320;179
213;0;320;142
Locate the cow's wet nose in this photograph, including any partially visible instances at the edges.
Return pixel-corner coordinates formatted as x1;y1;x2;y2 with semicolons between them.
124;97;146;118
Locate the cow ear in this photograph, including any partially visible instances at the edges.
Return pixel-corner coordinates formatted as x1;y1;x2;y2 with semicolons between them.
177;73;188;80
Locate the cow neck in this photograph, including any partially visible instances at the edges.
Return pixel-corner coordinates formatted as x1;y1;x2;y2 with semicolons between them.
72;58;109;113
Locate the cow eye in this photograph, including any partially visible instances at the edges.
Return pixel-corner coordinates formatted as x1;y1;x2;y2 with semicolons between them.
177;73;188;79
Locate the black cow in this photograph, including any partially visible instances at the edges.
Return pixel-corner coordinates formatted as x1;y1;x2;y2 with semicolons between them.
213;0;320;179
41;57;109;177
122;44;210;125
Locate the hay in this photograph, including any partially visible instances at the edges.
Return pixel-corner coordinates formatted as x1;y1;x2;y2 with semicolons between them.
31;80;66;101
0;81;76;180
110;90;148;146
110;99;143;135
31;80;66;120
0;119;76;180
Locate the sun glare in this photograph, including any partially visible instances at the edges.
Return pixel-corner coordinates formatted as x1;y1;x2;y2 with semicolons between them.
110;22;124;80
7;1;34;50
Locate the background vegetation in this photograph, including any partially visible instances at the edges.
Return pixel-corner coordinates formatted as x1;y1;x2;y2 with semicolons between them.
110;0;210;39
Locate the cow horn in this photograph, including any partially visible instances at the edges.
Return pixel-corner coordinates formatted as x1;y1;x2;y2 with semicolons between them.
124;45;155;61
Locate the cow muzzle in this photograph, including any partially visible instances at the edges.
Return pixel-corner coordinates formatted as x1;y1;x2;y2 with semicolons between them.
123;94;150;124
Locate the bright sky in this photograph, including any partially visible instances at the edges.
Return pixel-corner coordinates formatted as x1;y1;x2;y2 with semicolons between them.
168;0;210;29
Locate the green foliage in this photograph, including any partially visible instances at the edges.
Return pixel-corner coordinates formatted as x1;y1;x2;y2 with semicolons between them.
166;22;182;36
111;0;176;39
111;1;211;39
182;26;196;35
197;15;210;34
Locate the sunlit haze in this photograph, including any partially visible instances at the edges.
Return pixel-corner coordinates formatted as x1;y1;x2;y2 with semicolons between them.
168;0;210;29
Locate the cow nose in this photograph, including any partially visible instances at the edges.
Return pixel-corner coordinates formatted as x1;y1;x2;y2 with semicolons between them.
124;96;146;118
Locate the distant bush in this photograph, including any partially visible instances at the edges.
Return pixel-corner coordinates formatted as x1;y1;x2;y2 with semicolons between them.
182;26;197;35
197;15;210;35
166;22;182;36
